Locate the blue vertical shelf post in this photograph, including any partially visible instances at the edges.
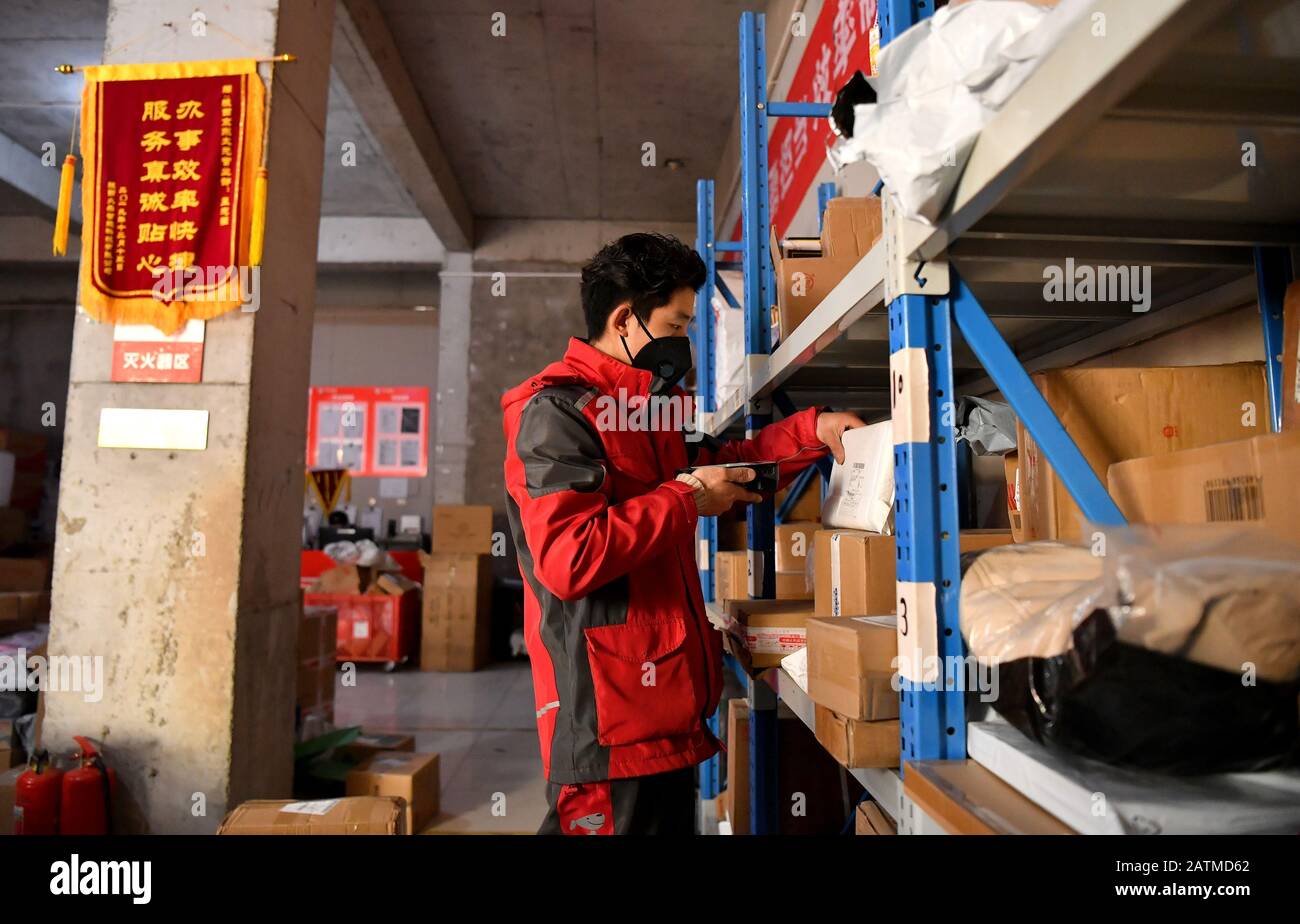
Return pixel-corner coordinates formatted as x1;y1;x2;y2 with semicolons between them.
1253;247;1293;433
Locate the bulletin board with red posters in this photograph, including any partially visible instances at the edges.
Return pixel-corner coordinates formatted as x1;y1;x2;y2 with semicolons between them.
306;386;428;478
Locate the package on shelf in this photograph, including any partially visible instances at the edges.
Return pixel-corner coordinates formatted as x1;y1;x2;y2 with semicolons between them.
814;528;1012;617
419;551;492;672
217;797;406;835
346;751;440;835
1016;363;1269;542
821;421;893;533
775;480;821;522
769;197;882;345
712;550;748;604
724;698;750;834
814;705;900;769
1283;280;1299;430
721;599;815;672
774;521;817;574
1003;451;1024;542
712;268;746;411
855;800;897;835
1109;429;1300;548
431;505;494;554
806;615;899;721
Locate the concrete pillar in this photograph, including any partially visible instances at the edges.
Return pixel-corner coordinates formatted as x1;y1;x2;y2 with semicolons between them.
433;251;472;505
44;0;334;833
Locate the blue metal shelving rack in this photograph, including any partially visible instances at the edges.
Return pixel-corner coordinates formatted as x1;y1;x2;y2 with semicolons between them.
695;0;1297;834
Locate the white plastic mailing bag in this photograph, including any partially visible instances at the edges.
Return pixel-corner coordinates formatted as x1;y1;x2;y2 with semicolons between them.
821;421;894;533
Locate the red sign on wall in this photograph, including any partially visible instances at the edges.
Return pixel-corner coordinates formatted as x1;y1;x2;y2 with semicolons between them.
111;319;205;383
306;386;429;478
730;0;877;244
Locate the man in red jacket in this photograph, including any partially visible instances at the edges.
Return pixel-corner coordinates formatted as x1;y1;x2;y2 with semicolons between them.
501;233;864;835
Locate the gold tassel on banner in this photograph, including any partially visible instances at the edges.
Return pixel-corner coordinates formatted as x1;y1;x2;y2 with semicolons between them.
52;155;76;256
52;106;78;256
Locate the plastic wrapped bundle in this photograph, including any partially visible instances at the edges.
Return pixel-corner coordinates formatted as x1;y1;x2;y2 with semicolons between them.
961;527;1300;774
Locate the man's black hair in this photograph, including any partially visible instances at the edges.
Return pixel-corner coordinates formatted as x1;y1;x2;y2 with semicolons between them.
580;233;706;340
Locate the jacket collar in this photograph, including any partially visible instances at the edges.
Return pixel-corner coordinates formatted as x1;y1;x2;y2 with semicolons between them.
563;337;654;396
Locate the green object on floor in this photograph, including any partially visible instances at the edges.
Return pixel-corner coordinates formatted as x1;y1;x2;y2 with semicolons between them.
293;724;361;763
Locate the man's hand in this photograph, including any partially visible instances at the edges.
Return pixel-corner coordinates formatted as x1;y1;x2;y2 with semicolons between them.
816;410;868;465
685;465;763;516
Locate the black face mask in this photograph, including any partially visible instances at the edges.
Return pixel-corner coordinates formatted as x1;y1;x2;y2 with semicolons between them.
621;313;694;397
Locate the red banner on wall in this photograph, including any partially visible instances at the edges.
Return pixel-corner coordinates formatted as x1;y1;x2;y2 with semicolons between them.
77;60;265;333
729;0;877;245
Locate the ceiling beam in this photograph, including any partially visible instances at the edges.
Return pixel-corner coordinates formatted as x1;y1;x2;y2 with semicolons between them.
332;0;474;251
0;129;83;226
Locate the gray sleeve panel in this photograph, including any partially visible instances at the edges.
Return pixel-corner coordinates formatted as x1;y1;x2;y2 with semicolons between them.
516;388;607;498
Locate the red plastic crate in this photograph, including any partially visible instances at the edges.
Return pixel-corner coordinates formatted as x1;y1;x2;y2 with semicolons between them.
304;590;420;666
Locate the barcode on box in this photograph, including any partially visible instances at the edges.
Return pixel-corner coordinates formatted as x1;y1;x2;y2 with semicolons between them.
1203;476;1263;523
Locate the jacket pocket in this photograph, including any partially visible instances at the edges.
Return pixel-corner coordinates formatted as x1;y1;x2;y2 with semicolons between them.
584;618;703;747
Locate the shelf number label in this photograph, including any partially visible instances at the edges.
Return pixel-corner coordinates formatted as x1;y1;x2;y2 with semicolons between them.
890;348;930;446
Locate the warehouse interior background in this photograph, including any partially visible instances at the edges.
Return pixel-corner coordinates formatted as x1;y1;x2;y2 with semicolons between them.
0;0;1296;841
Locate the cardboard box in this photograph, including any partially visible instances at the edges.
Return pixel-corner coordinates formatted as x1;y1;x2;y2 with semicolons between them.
1108;430;1300;547
310;565;363;596
373;572;419;596
821;196;884;259
345;751;440;835
339;732;416;764
0;508;27;554
420;552;491;671
776;482;821;522
724;599;814;670
814;529;1011;617
771;227;857;343
217;797;406;835
0;557;50;593
0;591;49;634
807;615;899;721
431;505;494;554
725;698;750;835
775;521;817;574
856;800;897;835
1282;280;1300;431
0;766;21;835
713;550;748;604
1004;452;1024;542
814;705;900;769
1016;364;1268;541
774;570;813;601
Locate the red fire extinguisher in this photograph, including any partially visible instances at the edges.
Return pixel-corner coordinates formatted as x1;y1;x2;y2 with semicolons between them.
15;749;64;835
59;736;117;835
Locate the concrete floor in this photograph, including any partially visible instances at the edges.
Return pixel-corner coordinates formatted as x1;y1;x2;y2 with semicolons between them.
334;660;548;834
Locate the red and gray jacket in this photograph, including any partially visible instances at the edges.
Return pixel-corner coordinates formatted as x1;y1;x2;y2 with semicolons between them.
501;337;827;784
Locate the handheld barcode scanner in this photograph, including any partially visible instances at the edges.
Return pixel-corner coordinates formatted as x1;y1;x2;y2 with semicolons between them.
681;460;780;495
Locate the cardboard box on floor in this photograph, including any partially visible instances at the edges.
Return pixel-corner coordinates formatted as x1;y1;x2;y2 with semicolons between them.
856;800;897;835
420;551;492;671
806;615;899;721
431;505;494;554
1108;430;1300;547
1281;280;1299;431
770;197;882;343
1016;364;1268;542
814;529;1011;617
339;732;416;764
815;705;900;769
346;751;440;835
218;797;406;835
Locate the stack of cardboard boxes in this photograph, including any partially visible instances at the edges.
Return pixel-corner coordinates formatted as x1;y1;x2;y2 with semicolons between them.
421;505;494;672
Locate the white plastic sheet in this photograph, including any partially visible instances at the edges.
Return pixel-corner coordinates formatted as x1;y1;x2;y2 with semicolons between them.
828;0;1091;223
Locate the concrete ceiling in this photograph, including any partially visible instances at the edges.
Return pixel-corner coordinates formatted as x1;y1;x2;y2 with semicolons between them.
0;0;747;245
